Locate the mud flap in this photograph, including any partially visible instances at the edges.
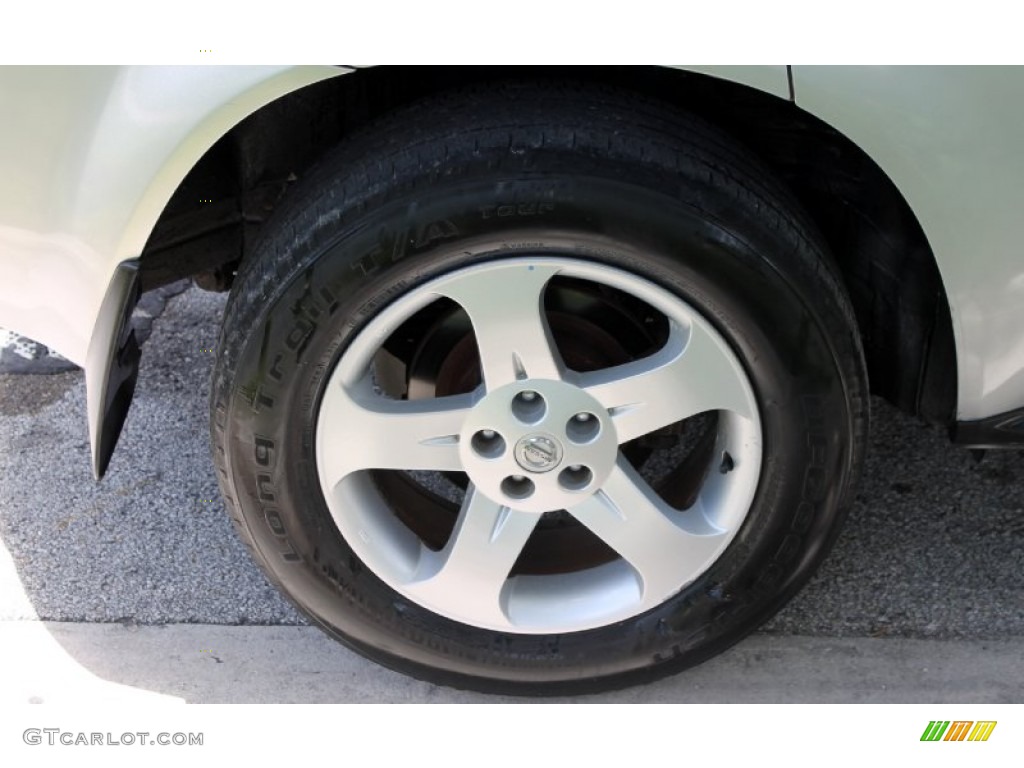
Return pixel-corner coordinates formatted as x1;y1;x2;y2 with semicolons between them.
85;260;141;479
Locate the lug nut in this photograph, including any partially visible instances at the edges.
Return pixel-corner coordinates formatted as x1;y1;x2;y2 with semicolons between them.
566;412;600;444
559;464;593;491
501;475;535;500
511;390;547;424
471;429;506;459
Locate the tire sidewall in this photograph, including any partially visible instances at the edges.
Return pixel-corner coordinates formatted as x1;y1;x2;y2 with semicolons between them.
217;171;858;690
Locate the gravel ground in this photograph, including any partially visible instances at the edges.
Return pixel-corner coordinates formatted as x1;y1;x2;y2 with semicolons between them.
0;285;1022;639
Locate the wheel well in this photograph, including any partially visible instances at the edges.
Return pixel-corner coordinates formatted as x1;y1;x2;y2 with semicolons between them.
138;66;956;425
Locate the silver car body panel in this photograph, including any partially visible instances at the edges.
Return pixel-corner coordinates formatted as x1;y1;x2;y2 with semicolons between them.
683;65;791;99
791;66;1024;421
0;65;1021;425
0;65;342;368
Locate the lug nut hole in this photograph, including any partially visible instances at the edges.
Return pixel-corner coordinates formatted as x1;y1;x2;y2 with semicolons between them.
471;429;506;459
566;412;600;443
559;465;593;491
501;475;535;499
511;390;547;424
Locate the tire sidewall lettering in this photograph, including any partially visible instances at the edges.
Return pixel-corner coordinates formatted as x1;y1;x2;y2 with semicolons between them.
215;109;866;690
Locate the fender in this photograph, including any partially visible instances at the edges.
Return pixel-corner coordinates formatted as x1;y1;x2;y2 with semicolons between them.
791;66;1024;422
0;65;344;476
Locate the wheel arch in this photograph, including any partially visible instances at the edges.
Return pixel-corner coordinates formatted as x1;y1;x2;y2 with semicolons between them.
14;65;345;478
140;65;956;427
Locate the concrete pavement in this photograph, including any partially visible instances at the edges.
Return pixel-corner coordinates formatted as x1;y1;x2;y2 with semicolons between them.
2;622;1020;704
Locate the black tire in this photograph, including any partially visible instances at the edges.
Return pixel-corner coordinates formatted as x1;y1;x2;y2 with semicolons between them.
211;83;868;695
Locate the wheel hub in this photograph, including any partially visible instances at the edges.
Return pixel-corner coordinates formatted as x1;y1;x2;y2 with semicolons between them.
458;379;619;514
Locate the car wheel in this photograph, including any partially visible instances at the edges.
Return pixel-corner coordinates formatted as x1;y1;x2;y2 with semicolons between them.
211;83;868;694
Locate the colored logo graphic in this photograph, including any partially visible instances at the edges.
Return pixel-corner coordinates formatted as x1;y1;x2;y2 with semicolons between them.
920;721;997;742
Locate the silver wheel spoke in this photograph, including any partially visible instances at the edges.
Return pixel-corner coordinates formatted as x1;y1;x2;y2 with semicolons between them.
570;457;727;605
318;380;472;486
317;257;763;634
405;486;539;627
582;323;754;443
436;263;563;389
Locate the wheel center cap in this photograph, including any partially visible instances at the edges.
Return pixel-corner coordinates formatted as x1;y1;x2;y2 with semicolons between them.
514;434;563;473
457;379;618;513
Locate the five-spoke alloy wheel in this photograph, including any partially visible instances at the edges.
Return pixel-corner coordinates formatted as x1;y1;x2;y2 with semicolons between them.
315;258;762;634
212;84;867;694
